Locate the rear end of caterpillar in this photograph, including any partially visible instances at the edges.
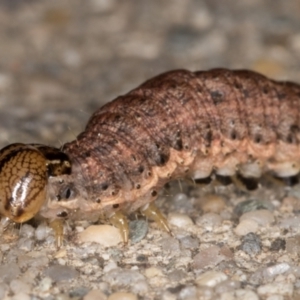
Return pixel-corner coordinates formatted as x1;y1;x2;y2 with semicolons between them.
1;68;300;246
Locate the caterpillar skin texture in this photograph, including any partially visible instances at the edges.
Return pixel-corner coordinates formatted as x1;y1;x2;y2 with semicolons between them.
44;68;300;227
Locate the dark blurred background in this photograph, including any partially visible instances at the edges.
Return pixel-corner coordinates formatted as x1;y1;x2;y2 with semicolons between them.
0;0;300;146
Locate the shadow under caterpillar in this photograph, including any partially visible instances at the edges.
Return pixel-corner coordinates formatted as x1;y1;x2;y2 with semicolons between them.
0;68;300;246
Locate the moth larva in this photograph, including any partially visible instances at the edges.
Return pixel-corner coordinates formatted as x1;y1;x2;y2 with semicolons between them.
1;68;300;245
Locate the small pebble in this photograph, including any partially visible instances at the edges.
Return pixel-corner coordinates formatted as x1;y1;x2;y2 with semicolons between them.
286;236;300;254
221;289;259;300
0;73;12;91
270;238;286;252
179;236;200;250
129;220;148;243
196;213;223;228
280;197;300;212
19;268;39;286
239;233;262;255
69;287;89;298
131;280;149;294
168;212;194;228
78;225;122;246
103;261;118;273
288;184;300;199
257;282;294;296
234;219;259;236
83;289;107;300
0;283;8;299
44;265;78;282
0;263;20;283
239;209;274;226
10;279;31;294
11;293;31;300
198;194;226;213
38;277;52;292
17;253;49;269
160;237;180;253
193;246;226;269
262;263;290;279
103;268;145;288
19;224;35;238
196;286;214;298
144;267;164;279
108;292;137;300
178;286;198;300
167;269;187;282
279;216;300;230
215;280;241;294
234;200;273;216
17;237;34;251
171;193;193;211
196;271;228;287
35;223;52;241
266;295;284;300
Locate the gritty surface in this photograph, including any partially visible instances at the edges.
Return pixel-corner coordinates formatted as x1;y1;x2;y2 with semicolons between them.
1;1;300;299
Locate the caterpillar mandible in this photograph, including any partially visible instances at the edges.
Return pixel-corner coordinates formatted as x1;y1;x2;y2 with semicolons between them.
1;68;300;245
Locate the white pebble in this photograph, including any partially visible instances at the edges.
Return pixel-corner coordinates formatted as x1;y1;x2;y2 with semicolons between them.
240;210;274;226
263;263;290;278
196;212;223;228
131;279;149;294
193;246;225;269
0;73;12;91
0;283;8;299
257;282;293;296
35;223;52;241
161;291;176;300
108;292;138;300
38;277;52;292
78;225;122;246
196;271;228;287
83;289;107;300
11;293;31;300
10;279;31;294
17;238;34;251
234;219;259;236
144;267;164;279
220;289;259;300
103;261;118;273
279;216;300;229
19;224;35;238
266;296;284;300
168;213;194;228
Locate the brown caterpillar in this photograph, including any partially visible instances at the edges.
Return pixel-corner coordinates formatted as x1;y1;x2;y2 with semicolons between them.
1;68;300;245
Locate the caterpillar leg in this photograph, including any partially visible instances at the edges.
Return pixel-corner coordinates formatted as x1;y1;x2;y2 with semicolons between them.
140;202;170;233
109;211;129;244
49;219;64;248
230;174;259;191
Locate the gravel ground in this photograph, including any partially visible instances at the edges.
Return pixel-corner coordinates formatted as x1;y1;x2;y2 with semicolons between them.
1;1;300;299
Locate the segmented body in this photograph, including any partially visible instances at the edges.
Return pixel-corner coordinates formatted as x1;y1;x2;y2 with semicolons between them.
45;68;300;223
1;68;300;239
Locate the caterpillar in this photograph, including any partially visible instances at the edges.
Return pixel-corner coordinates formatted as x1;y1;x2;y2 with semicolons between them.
1;68;300;246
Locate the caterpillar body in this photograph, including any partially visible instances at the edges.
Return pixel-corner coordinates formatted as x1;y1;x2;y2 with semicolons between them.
1;68;300;244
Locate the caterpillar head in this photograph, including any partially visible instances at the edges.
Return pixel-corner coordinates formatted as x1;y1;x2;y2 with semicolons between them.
0;144;48;223
0;143;72;223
